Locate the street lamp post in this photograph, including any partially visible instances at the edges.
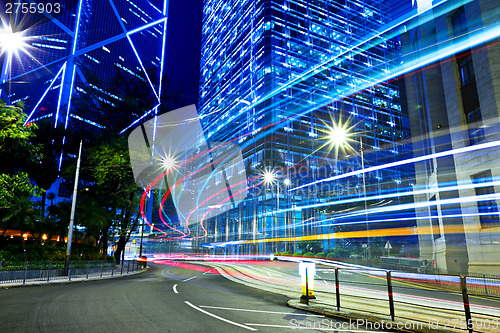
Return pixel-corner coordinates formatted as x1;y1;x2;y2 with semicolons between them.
325;122;370;258
66;140;83;270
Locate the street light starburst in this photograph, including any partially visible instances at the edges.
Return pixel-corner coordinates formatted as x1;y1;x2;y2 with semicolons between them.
158;151;179;172
0;24;28;57
262;170;276;185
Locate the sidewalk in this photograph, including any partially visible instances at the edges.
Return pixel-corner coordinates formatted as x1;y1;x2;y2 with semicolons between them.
202;261;500;333
0;265;149;288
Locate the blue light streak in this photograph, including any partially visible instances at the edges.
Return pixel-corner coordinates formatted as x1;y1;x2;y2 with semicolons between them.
71;0;84;55
119;103;160;134
64;65;77;129
126;35;160;102
158;18;167;97
54;64;67;127
126;17;168;36
23;64;66;125
276;179;500;215
289;138;500;192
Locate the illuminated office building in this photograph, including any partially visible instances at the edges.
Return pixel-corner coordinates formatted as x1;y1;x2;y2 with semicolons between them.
402;0;500;274
0;0;168;133
198;0;413;254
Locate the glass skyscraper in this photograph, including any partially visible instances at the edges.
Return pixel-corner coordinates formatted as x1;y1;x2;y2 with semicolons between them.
198;0;413;254
0;0;168;133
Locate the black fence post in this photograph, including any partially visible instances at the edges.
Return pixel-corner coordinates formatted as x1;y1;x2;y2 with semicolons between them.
86;261;90;279
111;262;115;277
69;261;73;281
23;261;28;285
47;262;51;282
483;275;488;296
305;267;309;305
100;261;103;278
460;275;473;333
127;260;130;274
120;260;124;275
335;268;340;311
386;271;395;321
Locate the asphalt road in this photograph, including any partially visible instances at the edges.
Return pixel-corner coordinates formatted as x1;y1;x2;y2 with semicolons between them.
0;262;378;333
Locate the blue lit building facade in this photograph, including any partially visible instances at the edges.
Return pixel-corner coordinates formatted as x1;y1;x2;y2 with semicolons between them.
0;0;168;133
198;0;413;254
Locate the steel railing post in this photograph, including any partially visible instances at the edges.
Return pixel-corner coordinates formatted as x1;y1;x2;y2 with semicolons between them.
460;276;473;333
111;262;115;277
69;261;73;281
100;261;103;278
483;274;488;296
86;261;90;279
127;260;130;274
47;262;51;282
120;260;124;275
23;261;28;285
386;271;395;321
335;268;340;311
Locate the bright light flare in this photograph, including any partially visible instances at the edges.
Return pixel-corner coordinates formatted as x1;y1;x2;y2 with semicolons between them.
327;126;348;147
262;170;276;184
0;26;27;56
159;152;178;171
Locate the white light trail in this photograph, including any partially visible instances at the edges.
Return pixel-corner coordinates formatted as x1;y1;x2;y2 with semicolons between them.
289;139;500;192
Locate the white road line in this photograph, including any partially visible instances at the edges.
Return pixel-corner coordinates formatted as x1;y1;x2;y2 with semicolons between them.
173;284;178;294
182;276;197;282
199;305;324;317
184;301;257;331
244;323;390;332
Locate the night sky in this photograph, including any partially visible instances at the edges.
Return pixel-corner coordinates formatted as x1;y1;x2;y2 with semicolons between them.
164;0;203;107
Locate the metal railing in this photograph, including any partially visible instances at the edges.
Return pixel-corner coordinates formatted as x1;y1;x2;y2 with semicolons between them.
0;260;145;285
301;265;500;333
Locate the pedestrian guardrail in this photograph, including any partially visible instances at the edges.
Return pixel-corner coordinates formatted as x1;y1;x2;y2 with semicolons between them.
0;260;145;285
300;264;500;333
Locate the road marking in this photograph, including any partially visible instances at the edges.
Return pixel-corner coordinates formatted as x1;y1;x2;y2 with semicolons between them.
182;276;197;282
173;284;178;294
185;301;256;331
203;269;214;275
244;323;390;332
199;305;324;317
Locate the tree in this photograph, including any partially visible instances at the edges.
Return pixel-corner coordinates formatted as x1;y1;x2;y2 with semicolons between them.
0;172;38;234
77;136;141;261
28;119;64;217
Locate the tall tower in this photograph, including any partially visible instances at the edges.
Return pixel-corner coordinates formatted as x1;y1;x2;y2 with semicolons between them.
198;0;413;255
0;0;168;133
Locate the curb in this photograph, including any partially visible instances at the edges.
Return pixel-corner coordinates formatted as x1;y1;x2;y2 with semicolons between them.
0;266;150;289
287;300;457;333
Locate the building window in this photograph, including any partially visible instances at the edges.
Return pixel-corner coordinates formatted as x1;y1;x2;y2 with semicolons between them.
451;8;484;145
471;171;500;228
456;52;483;145
451;7;467;36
